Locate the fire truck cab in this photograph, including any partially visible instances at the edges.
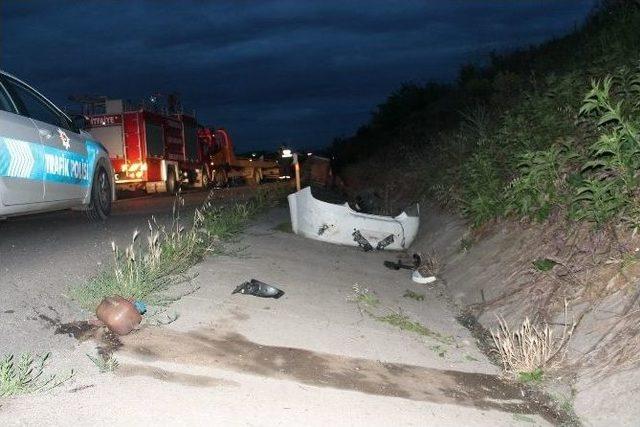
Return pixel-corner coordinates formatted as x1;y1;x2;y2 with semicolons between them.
86;98;203;194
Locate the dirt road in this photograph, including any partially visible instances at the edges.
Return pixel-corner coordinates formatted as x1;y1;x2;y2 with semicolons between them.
1;202;557;426
0;189;220;356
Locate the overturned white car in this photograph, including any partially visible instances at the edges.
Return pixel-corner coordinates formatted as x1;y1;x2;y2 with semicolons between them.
287;186;419;251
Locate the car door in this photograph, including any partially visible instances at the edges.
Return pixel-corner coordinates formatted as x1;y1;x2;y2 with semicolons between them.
1;75;89;202
0;79;45;205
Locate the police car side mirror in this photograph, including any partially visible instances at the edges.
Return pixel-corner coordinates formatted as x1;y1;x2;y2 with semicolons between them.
71;114;88;131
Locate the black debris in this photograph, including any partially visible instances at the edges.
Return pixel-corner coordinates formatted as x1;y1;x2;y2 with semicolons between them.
376;234;395;250
232;279;285;299
352;229;373;251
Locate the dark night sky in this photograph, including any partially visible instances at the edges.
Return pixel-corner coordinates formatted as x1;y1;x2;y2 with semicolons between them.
1;1;596;152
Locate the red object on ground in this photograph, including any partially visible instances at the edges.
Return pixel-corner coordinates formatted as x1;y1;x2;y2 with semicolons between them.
96;296;142;335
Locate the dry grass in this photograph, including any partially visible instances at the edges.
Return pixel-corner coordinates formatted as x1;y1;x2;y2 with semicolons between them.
71;186;287;310
416;249;441;277
491;300;575;376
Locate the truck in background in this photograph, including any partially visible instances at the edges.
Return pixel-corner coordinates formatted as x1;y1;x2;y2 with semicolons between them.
197;127;280;187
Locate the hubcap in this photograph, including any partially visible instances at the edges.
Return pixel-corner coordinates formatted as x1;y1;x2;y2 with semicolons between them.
98;170;110;208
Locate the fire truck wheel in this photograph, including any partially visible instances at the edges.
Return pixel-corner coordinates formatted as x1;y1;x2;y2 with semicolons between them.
215;170;228;187
166;169;178;195
87;166;112;221
202;167;210;189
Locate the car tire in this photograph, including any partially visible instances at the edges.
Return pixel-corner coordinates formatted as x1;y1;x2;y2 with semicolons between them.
87;166;112;221
166;168;178;195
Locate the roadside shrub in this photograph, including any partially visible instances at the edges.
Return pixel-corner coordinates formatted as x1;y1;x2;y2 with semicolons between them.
571;72;640;225
505;141;578;221
460;152;504;227
331;2;640;228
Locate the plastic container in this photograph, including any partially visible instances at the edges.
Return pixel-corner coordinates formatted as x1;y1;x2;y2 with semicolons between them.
411;270;437;284
96;296;142;335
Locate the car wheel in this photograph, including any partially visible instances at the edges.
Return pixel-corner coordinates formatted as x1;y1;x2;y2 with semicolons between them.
87;166;112;221
166;168;178;195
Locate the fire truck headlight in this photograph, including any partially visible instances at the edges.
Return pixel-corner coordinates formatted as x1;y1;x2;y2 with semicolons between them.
120;164;128;172
140;162;148;172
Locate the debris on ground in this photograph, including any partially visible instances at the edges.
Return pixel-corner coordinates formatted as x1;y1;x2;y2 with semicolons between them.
412;270;437;284
413;251;441;283
352;190;382;214
383;260;414;270
376;234;395;250
385;252;422;271
403;290;425;301
287;186;419;250
134;301;147;315
232;279;285;299
96;296;143;335
384;253;438;284
352;229;374;251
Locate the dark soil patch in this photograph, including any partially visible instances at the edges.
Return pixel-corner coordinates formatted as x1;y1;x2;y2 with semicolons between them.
39;315;123;357
113;325;565;424
116;364;238;388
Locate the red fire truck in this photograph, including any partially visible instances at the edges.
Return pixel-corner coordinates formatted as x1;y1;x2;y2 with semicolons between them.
86;99;205;194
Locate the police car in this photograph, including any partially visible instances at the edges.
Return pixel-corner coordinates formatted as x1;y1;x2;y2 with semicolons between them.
0;70;115;220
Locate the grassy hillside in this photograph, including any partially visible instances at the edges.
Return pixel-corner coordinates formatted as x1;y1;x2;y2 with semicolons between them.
332;1;640;228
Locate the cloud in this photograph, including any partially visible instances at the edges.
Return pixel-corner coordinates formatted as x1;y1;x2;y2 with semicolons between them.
1;0;596;150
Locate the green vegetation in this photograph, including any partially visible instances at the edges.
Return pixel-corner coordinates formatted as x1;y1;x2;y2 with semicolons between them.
0;353;73;397
518;368;544;383
403;289;425;301
347;284;380;307
375;312;453;344
87;353;119;373
532;258;558;272
348;285;452;345
459;237;473;253
430;345;447;358
71;188;286;310
332;2;640;229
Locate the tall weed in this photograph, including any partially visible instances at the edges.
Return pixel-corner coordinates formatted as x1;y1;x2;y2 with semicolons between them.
461;153;504;227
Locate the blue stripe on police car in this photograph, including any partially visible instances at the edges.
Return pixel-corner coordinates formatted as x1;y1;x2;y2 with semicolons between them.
0;136;93;186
